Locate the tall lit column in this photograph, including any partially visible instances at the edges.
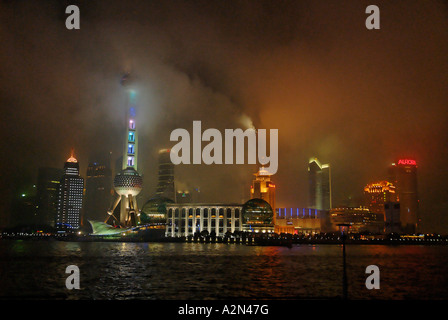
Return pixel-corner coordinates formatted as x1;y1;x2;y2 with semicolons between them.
105;73;143;227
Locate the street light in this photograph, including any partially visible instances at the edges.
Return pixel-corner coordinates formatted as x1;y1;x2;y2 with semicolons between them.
337;223;350;300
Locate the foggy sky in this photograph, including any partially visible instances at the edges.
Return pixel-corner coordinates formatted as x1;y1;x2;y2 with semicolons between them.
1;0;447;232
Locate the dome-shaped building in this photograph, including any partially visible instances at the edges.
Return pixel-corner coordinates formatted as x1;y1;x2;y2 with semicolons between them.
141;196;174;225
242;198;274;233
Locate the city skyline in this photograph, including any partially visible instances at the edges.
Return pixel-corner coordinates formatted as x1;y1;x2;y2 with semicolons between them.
1;1;448;233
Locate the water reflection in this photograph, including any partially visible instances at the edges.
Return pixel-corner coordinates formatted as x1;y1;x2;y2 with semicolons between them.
0;241;447;300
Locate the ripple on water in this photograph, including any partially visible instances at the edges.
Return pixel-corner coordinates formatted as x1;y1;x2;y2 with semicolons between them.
0;241;448;299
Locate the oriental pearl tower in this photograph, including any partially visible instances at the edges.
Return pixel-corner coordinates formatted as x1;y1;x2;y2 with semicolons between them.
105;73;143;227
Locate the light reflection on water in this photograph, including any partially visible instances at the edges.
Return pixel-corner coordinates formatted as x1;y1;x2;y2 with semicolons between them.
0;240;447;300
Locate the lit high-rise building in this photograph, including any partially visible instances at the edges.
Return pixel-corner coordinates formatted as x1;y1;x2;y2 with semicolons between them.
388;159;419;233
308;158;331;210
55;150;84;230
250;167;276;225
363;181;398;216
84;161;113;222
155;148;175;201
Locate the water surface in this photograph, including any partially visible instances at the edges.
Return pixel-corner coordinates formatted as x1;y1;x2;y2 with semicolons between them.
0;240;447;300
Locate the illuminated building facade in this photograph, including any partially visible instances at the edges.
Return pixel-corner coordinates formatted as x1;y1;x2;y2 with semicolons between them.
166;203;243;237
84;161;113;222
363;181;398;216
308;158;332;210
329;207;384;234
55;151;84;230
388;159;419;233
242;198;274;233
36;167;63;227
106;73;143;227
275;207;323;234
155;149;175;201
250;167;276;224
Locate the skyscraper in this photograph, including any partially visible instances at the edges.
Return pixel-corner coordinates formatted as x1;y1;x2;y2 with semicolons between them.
388;159;419;233
363;181;398;216
84;161;113;222
55;150;84;230
105;73;143;227
308;158;331;210
36;167;63;227
155;148;175;201
250;167;276;225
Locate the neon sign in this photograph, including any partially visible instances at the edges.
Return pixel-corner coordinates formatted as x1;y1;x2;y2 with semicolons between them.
398;159;417;166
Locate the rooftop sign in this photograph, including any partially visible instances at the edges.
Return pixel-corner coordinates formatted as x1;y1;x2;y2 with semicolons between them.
397;159;417;166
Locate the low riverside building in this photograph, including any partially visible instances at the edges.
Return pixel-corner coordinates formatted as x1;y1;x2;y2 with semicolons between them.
165;198;275;237
166;203;243;237
275;208;325;234
329;207;384;233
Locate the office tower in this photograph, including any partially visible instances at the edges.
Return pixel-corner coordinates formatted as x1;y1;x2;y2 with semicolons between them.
55;150;84;230
155;148;175;201
384;202;401;234
363;181;398;215
84;161;113;222
105;73;143;227
308;158;332;210
250;167;276;225
36;167;63;227
388;159;419;233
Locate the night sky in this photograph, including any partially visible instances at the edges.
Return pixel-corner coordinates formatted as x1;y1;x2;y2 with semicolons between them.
1;1;447;233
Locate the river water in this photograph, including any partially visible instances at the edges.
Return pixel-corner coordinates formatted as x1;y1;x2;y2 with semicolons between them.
0;240;447;300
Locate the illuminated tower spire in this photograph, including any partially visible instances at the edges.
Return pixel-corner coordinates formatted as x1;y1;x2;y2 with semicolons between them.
102;73;143;228
121;74;139;171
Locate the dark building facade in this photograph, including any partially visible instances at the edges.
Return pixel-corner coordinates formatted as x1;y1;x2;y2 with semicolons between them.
84;161;112;222
155;149;175;201
176;190;192;203
36;167;63;227
384;202;401;234
388;159;419;233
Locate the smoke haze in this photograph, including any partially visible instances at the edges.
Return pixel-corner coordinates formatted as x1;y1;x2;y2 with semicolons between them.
1;0;447;232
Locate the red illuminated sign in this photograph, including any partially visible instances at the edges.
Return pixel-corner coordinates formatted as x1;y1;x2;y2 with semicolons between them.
397;159;417;166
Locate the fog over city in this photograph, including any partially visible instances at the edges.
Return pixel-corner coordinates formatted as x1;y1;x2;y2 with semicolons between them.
1;0;447;232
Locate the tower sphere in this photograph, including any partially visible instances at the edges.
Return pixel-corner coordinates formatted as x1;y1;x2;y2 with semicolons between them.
113;167;143;197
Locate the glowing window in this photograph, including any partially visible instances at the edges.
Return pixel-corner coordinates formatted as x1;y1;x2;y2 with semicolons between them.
129;120;135;130
128;144;135;154
128;132;135;142
127;156;134;166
